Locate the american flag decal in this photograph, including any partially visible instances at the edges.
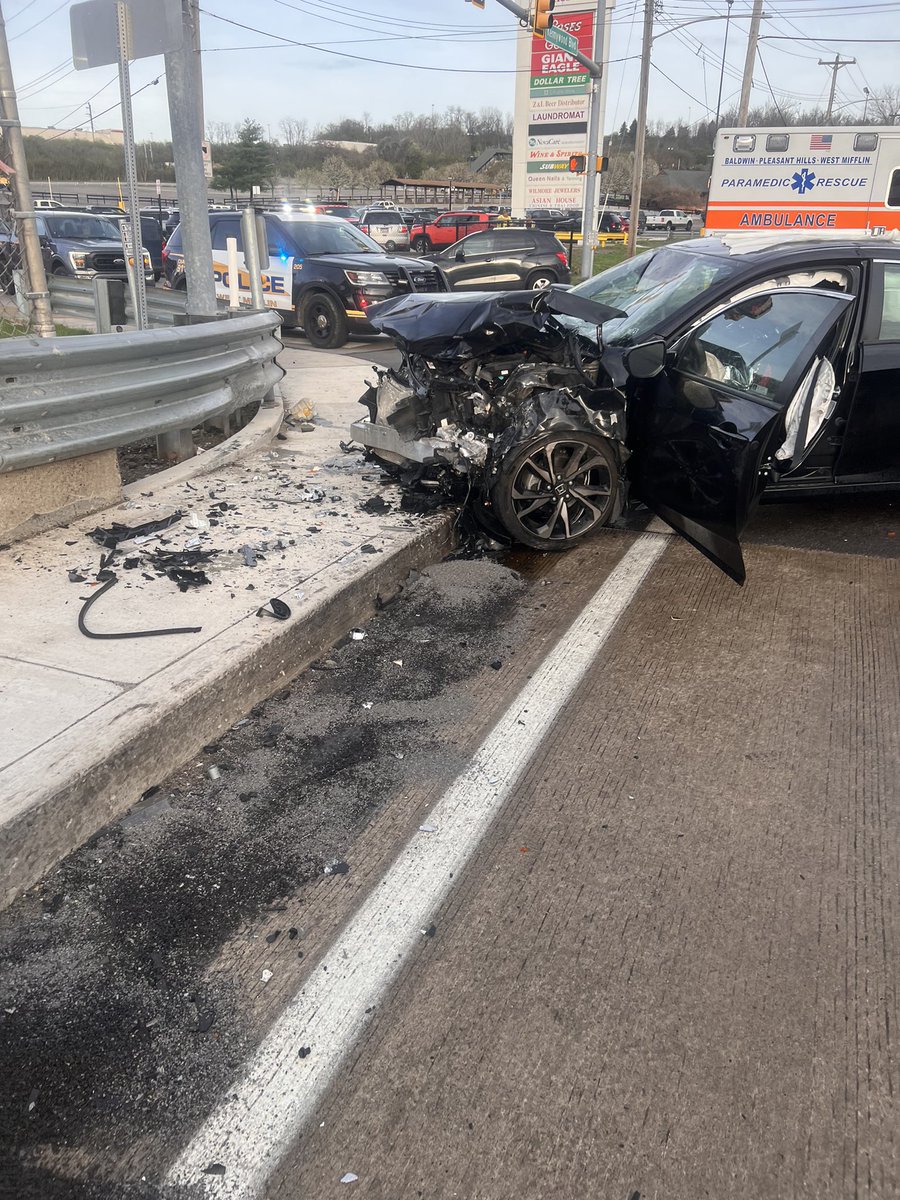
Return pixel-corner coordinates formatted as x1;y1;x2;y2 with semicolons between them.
810;133;833;151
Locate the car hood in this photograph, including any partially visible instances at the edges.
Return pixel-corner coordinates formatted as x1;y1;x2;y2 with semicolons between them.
367;287;626;360
306;252;424;272
55;238;124;252
367;290;554;359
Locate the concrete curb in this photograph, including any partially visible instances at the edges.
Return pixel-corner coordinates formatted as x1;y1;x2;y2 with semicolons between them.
121;393;284;501
1;514;456;910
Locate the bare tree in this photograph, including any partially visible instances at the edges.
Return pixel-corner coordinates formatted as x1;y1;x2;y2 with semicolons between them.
279;117;309;147
207;121;235;144
870;86;900;124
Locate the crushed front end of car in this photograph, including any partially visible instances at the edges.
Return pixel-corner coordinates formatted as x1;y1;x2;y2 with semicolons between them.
350;289;631;549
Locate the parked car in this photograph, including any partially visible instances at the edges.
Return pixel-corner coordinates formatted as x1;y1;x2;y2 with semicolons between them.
33;199;66;209
410;211;493;254
0;210;153;284
424;227;570;291
351;235;900;583
646;208;695;232
527;208;578;232
162;211;448;348
108;213;165;280
318;203;361;224
356;208;410;252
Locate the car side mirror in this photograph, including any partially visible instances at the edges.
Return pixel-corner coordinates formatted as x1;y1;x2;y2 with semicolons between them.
623;338;667;380
455;249;465;261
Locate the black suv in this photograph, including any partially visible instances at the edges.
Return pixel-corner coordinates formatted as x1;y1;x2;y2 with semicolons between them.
424;227;571;291
162;212;448;348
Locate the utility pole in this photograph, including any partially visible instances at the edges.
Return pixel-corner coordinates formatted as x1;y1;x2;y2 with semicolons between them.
819;55;855;122
714;0;734;128
86;100;95;141
0;0;54;336
737;0;763;126
164;0;216;318
627;0;652;257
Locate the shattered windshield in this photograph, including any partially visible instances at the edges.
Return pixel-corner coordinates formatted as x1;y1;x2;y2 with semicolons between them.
571;246;737;346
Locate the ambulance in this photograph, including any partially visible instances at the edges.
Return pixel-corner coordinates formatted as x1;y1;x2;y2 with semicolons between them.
705;126;900;236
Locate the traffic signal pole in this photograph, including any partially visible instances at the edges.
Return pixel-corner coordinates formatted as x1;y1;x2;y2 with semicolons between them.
492;0;601;77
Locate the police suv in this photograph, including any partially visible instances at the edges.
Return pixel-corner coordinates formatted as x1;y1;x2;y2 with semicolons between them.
162;211;448;348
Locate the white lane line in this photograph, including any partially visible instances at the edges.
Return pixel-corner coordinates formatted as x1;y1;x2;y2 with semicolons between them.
166;533;667;1199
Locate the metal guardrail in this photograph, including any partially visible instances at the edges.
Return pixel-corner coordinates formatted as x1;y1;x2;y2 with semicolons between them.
0;310;283;474
48;275;191;327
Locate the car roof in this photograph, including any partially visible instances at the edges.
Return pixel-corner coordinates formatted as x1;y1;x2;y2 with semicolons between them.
669;234;900;264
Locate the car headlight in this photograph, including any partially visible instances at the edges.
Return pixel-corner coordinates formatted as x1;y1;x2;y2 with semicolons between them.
345;270;388;286
69;251;88;269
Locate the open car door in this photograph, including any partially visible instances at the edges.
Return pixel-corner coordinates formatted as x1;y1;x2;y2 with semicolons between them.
627;287;854;584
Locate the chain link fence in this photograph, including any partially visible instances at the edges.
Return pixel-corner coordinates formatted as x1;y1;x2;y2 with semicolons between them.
0;187;36;339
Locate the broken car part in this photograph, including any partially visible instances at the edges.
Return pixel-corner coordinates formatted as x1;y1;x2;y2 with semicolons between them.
78;575;203;640
90;511;184;549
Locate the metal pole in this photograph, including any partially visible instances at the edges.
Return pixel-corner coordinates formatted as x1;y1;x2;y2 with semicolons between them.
0;0;54;336
578;0;614;280
714;0;734;128
164;0;216;318
240;206;265;310
116;1;148;330
627;0;653;258
737;0;763;126
226;235;240;309
493;0;601;78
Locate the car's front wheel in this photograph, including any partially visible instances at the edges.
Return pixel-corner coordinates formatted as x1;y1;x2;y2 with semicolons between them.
685;220;693;231
299;291;348;350
51;262;69;276
491;431;618;551
526;270;557;290
412;235;431;254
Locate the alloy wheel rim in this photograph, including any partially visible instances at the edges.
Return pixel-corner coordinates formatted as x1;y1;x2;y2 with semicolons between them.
509;440;612;541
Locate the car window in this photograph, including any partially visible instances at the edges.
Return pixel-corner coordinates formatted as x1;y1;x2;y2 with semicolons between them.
211;219;243;252
44;215;119;240
458;232;495;254
677;290;847;402
888;169;900;208
573;245;738;347
435;215;455;227
278;216;381;255
879;263;900;340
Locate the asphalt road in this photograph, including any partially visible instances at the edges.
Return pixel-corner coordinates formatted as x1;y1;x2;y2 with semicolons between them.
1;496;898;1197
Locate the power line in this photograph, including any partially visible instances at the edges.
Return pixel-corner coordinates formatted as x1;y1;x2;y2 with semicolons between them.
9;0;70;41
756;48;788;121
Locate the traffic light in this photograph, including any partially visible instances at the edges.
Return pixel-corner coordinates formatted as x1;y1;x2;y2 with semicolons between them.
568;154;586;173
533;0;555;33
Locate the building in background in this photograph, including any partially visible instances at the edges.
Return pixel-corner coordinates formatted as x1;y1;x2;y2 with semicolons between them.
21;126;123;146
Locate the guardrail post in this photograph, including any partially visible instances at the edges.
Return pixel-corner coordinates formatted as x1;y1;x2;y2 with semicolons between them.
157;426;195;463
92;277;127;333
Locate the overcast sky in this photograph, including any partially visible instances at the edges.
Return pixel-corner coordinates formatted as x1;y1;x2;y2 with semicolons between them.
6;0;895;142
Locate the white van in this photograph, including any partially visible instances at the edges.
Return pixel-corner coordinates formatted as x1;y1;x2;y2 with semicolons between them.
706;126;900;236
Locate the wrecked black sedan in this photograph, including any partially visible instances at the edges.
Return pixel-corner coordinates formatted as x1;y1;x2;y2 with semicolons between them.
352;236;900;582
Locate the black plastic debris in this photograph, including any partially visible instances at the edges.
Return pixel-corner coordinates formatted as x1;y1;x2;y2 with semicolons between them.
166;566;211;593
361;495;391;515
298;1046;311;1059
256;598;291;621
203;1164;226;1176
324;861;350;876
261;723;284;747
360;544;379;555
490;660;502;671
266;931;280;944
123;557;140;570
148;548;215;569
288;928;299;940
240;545;258;567
238;791;257;803
67;570;87;583
90;510;183;549
78;574;202;640
422;924;437;938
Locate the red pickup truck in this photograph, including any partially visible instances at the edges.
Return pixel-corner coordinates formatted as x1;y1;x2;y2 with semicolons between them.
409;211;492;254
